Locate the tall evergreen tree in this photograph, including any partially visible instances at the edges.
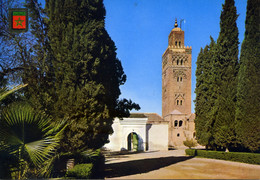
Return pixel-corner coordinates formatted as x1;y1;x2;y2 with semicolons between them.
213;0;239;151
195;48;206;145
195;37;216;148
236;0;260;152
23;0;55;114
45;0;139;152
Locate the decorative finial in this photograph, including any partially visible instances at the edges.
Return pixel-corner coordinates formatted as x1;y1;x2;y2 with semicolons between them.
174;18;178;28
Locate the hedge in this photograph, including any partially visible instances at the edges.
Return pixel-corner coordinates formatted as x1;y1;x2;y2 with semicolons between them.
185;149;260;165
186;149;196;156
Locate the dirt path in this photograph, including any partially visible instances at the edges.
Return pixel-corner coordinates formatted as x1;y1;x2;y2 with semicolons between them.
104;150;260;179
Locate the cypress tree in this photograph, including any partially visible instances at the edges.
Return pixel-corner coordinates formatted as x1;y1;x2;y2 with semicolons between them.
203;37;217;149
236;0;260;152
213;0;239;151
23;0;55;114
195;37;216;148
195;48;207;145
45;0;139;152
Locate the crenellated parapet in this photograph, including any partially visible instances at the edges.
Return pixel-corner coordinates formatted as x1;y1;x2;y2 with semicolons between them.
167;45;192;49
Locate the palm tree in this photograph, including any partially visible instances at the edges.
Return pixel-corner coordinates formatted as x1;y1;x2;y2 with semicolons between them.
0;84;28;178
0;84;27;102
0;85;66;179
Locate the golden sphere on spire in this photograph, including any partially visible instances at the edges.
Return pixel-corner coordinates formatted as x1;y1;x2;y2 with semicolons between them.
174;18;178;28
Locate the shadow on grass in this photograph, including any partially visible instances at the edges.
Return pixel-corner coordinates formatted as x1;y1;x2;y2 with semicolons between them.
105;156;193;178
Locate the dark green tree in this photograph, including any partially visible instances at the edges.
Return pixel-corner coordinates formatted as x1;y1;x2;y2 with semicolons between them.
236;0;260;152
195;37;216;149
45;0;139;152
22;0;55;114
195;48;206;145
213;0;239;151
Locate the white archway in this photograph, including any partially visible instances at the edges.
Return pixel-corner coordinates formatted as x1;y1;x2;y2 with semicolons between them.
122;128;145;151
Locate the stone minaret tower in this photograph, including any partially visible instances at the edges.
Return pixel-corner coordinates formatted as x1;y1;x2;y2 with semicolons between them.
162;19;193;147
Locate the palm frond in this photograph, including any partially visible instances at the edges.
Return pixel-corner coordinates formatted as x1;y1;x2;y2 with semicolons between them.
38;151;74;178
0;84;27;102
25;137;59;167
45;118;68;137
0;102;66;177
0;128;23;146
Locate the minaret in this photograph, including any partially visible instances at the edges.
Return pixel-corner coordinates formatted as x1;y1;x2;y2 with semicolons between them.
162;19;193;147
162;19;192;118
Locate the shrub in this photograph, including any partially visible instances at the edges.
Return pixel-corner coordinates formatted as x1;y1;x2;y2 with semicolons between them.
66;163;93;179
183;138;197;149
50;149;105;178
185;149;260;165
185;149;196;156
76;149;105;179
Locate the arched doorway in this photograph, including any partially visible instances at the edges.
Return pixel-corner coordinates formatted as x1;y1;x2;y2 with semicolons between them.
127;132;139;151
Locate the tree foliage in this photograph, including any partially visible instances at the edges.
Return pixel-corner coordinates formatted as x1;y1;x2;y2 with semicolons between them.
0;1;33;81
195;0;260;152
0;85;66;179
0;103;66;179
235;0;260;152
195;0;240;151
22;0;55;114
45;0;140;152
183;138;197;149
210;0;239;150
1;0;139;154
0;0;54;112
195;37;216;148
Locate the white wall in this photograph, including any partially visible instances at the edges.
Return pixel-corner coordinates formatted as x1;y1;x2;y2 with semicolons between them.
104;118;122;151
104;117;148;151
104;117;169;151
148;124;168;151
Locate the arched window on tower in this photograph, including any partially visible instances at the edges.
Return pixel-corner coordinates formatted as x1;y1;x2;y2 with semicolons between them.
180;77;183;82
177;60;179;65
179;120;183;127
175;41;177;47
177;100;179;105
181;60;183;65
180;100;182;105
174;120;178;127
179;41;181;47
177;77;179;82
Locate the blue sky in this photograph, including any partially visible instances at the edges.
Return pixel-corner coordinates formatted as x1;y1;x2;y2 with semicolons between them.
14;0;247;115
103;0;247;115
